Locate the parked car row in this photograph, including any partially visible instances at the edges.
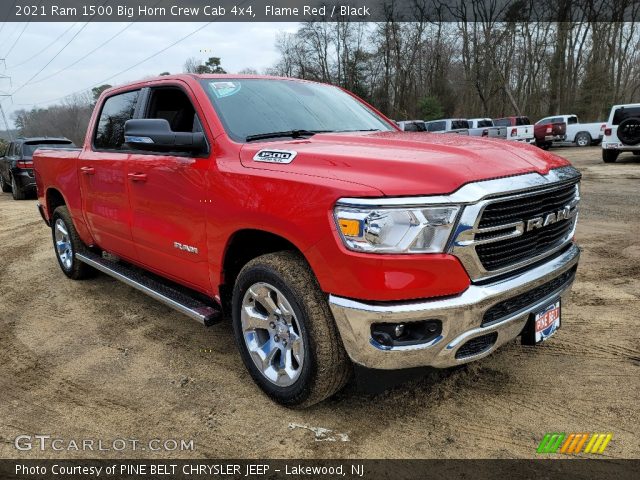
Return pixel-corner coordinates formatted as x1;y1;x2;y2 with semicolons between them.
396;113;607;150
0;137;75;200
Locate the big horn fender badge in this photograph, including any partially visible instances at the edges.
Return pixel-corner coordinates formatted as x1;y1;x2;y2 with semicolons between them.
253;149;297;164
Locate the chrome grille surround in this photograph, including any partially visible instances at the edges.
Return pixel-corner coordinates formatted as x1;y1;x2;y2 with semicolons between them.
449;167;581;282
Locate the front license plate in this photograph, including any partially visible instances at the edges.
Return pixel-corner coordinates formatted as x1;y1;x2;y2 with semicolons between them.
534;300;561;343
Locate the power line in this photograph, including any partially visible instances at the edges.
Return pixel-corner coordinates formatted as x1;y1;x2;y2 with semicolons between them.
4;22;30;59
7;0;109;97
9;22;79;69
9;22;91;96
3;0;249;108
11;21;216;107
28;22;135;85
28;0;164;84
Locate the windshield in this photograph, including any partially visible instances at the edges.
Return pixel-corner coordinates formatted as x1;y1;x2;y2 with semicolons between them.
23;142;74;157
201;79;393;142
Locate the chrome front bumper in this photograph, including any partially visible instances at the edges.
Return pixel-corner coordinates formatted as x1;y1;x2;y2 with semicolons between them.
329;244;580;370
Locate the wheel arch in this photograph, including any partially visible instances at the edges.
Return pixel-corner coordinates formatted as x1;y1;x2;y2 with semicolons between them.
219;228;311;312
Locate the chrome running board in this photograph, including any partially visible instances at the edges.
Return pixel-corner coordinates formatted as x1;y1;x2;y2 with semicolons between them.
75;251;221;326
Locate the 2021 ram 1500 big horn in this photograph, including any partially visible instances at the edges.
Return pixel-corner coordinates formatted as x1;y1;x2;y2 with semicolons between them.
34;75;581;407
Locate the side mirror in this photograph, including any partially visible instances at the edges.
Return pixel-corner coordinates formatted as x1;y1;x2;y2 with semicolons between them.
124;118;207;154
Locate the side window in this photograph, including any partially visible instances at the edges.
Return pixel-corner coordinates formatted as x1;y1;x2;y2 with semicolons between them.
145;88;199;133
94;90;140;150
427;121;445;132
567;116;578;125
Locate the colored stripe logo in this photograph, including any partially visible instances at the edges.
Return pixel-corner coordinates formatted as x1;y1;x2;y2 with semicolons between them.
537;433;612;454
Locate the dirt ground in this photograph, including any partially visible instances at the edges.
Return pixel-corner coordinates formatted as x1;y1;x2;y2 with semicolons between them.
0;146;638;459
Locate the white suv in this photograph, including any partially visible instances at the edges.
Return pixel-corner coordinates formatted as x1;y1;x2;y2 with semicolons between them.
602;103;640;163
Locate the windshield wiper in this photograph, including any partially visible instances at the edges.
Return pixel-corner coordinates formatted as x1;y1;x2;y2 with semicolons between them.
245;129;333;142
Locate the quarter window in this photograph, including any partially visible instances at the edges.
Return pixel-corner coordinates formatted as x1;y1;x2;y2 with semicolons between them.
94;90;140;150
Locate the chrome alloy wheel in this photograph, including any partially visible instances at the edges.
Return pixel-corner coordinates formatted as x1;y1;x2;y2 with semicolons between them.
54;218;73;270
241;282;305;387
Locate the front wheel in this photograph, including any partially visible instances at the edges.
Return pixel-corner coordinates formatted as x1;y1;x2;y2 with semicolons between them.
602;149;619;163
232;251;351;407
11;175;25;200
575;132;592;147
51;206;95;279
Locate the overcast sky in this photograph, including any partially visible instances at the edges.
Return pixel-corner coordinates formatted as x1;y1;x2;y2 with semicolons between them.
0;22;298;127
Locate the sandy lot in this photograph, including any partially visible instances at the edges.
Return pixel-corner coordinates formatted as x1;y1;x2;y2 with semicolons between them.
0;147;638;459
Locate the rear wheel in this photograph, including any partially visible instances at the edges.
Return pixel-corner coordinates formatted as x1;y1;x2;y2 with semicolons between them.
602;149;619;163
633;151;640;156
51;206;95;279
11;175;25;200
575;132;592;147
232;251;351;407
0;175;10;193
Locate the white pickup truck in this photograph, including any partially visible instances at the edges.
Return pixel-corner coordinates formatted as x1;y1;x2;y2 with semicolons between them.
493;116;535;143
601;103;640;163
467;118;507;138
536;114;605;147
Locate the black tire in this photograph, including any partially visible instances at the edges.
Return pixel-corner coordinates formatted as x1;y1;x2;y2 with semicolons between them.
51;206;95;280
0;175;11;193
575;132;592;147
232;251;351;407
11;175;25;200
602;149;619;163
633;151;640;156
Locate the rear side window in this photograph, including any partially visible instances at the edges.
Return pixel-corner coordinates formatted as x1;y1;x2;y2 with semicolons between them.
403;122;426;132
94;90;139;150
567;116;578;125
612;107;640;125
451;120;469;129
427;121;445;132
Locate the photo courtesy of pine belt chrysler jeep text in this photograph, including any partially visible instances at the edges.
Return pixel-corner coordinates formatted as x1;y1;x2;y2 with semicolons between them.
33;75;581;407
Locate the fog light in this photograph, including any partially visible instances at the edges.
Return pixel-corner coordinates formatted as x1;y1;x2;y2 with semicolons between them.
371;320;442;348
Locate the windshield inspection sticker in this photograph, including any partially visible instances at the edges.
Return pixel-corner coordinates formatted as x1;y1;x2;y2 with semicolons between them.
210;81;241;98
253;149;297;164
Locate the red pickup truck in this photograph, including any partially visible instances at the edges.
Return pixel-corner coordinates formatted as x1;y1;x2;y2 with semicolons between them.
534;119;567;149
34;75;581;406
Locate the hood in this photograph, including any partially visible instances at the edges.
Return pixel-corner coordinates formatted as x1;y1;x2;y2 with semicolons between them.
239;131;570;196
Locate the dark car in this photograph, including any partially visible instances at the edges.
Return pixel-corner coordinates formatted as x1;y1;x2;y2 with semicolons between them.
0;137;75;200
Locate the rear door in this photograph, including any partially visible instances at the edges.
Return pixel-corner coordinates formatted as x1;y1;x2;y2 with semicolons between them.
126;83;212;292
79;89;140;259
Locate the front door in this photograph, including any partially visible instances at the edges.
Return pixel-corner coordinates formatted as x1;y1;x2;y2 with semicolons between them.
126;85;211;292
79;89;140;259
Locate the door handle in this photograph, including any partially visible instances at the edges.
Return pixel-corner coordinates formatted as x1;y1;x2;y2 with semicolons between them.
80;166;95;175
128;173;148;182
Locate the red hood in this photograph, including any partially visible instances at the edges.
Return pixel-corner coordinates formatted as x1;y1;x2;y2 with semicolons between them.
239;131;570;196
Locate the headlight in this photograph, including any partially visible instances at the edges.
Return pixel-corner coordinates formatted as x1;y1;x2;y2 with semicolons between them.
334;203;460;253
